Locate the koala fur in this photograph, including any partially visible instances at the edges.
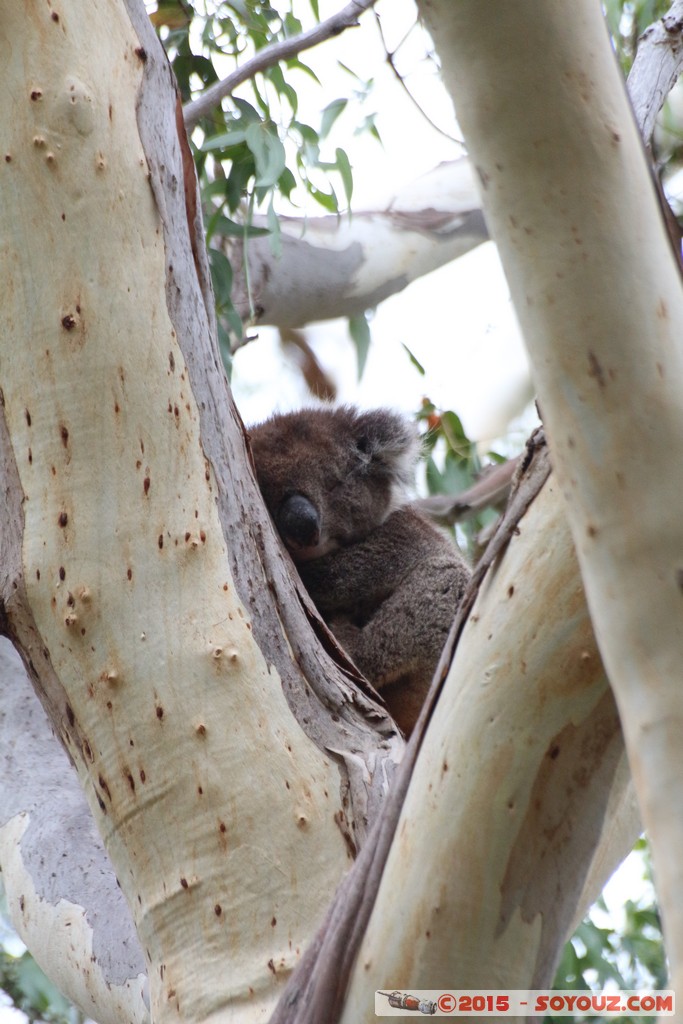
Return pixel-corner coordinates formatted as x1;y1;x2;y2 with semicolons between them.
249;406;471;735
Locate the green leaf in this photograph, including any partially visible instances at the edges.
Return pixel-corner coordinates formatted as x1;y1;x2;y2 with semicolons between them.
402;343;426;376
205;211;270;242
306;181;338;213
283;12;303;36
308;0;320;19
277;166;296;201
208;247;233;310
441;450;475;493
265;64;298;116
245;122;286;187
348;313;371;379
267;198;282;259
286;58;321;85
320;98;348;138
441;410;474;462
201;129;248;151
292;120;319;146
231;97;261;124
335;147;353;206
356;112;382;144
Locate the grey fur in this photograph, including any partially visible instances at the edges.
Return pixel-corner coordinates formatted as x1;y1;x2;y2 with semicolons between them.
250;406;471;735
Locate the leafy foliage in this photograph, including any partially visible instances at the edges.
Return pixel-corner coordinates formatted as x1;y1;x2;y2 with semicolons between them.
548;840;667;1024
0;949;79;1024
150;0;372;352
418;398;504;557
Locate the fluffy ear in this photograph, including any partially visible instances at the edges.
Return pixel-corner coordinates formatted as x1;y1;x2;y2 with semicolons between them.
351;409;418;490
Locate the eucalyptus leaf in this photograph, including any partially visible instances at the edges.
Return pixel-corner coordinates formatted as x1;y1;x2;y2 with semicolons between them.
245;122;286;187
320;98;348;139
348;313;371;379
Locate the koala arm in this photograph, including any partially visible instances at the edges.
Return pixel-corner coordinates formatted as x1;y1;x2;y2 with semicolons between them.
298;506;471;735
298;506;449;616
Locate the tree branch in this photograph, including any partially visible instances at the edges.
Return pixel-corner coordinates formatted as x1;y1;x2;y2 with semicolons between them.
183;0;378;132
628;0;683;143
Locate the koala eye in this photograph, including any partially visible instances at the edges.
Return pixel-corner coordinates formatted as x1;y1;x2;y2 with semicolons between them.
356;435;371;455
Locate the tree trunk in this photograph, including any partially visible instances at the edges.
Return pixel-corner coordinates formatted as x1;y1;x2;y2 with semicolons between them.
0;3;398;1022
417;0;683;1001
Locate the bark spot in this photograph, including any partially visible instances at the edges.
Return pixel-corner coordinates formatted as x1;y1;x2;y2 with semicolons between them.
58;511;68;528
65;703;75;726
158;534;164;550
135;46;147;62
180;877;188;889
214;904;222;917
61;314;77;331
587;351;606;389
169;351;175;372
59;566;65;580
143;476;151;496
60;424;69;447
4;154;11;163
30;89;43;101
476;165;490;190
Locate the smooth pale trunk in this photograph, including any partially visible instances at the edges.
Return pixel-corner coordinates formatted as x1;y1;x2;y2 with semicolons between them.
418;0;683;1002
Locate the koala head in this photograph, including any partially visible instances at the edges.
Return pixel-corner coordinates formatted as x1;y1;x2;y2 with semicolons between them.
249;406;418;562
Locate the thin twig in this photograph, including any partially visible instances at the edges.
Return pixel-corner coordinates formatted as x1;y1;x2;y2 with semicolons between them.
183;0;378;132
373;9;461;144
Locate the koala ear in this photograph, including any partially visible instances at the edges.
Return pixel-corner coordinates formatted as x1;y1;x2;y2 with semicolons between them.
351;409;418;488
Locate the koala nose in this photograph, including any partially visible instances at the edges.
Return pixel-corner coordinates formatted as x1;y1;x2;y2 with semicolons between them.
277;494;321;555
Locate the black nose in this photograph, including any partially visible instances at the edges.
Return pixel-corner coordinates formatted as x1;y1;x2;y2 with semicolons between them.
276;494;320;554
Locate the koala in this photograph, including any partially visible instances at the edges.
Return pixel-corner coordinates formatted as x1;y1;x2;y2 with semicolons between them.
249;406;471;735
